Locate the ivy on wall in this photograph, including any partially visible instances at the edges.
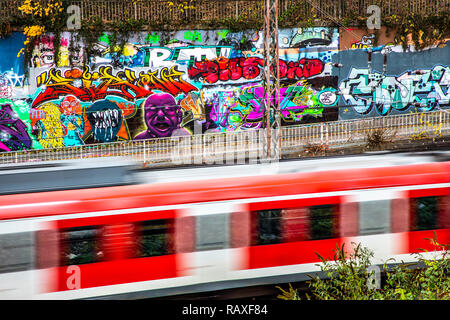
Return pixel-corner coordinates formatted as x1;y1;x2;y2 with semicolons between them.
383;11;450;50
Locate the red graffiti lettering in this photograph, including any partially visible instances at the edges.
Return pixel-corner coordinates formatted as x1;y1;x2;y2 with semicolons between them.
242;57;263;80
229;58;243;80
188;57;324;84
300;58;324;78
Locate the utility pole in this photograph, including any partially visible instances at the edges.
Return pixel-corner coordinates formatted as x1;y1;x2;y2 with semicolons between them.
262;0;281;161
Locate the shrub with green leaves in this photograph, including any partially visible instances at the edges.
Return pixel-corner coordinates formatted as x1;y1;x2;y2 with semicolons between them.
278;233;449;300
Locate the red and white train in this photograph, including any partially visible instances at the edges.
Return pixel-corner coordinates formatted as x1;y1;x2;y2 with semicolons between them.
0;153;449;299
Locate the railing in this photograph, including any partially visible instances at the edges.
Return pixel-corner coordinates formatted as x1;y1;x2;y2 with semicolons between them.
1;0;449;26
282;110;450;150
1;110;449;166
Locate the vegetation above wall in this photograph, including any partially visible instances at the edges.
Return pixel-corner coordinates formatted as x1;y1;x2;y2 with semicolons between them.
383;11;450;51
4;0;450;69
15;0;68;74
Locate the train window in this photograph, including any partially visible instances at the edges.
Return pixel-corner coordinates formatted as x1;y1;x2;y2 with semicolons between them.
359;200;391;235
136;219;174;257
196;214;229;251
254;209;282;245
310;205;336;240
412;196;438;231
60;226;103;266
0;232;35;274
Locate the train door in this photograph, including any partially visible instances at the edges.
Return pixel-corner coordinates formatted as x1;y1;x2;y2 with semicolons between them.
0;219;38;299
184;202;244;284
342;189;408;263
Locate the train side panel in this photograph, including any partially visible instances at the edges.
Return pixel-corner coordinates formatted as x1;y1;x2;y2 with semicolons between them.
0;161;448;299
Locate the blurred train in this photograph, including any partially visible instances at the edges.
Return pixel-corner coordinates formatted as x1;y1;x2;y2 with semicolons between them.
0;152;449;299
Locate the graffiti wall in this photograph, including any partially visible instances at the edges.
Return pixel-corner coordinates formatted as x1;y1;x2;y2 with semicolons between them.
339;27;396;51
0;26;449;152
0;27;340;151
0;33;27;101
336;27;450;119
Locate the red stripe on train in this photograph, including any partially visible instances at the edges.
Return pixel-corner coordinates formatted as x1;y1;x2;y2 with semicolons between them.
49;255;179;292
245;238;345;269
407;229;450;253
0;162;449;221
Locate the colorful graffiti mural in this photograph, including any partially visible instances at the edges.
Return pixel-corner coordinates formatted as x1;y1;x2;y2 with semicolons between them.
0;26;447;152
0;101;32;151
20;27;337;149
339;27;396;52
339;65;450;116
188;57;325;84
202;81;338;131
336;27;449;119
0;32;27;100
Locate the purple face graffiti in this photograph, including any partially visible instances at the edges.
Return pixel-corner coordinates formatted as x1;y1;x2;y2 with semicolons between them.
135;93;183;139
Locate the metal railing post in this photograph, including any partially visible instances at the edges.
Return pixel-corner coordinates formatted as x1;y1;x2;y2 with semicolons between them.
320;123;324;143
143;140;147;164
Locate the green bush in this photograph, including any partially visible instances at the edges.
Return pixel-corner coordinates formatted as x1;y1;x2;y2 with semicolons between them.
278;233;450;300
